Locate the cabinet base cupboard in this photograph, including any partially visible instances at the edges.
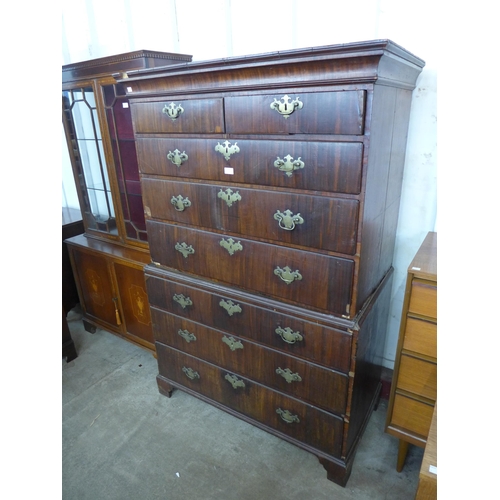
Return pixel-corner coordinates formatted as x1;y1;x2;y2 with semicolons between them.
120;40;425;486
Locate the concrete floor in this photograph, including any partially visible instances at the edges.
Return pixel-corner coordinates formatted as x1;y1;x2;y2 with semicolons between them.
62;306;423;500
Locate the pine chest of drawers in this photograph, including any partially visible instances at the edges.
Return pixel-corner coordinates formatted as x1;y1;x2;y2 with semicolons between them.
120;40;424;486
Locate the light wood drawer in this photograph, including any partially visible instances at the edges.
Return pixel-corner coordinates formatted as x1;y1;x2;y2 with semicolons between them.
131;98;224;134
408;279;437;319
392;394;434;439
397;355;437;401
403;317;437;359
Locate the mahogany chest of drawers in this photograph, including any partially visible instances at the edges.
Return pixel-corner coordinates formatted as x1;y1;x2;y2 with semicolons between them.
120;40;425;486
385;231;437;472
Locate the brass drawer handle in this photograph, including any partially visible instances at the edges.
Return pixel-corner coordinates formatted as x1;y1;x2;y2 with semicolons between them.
162;102;184;120
275;326;303;344
225;373;245;389
222;335;244;351
173;294;193;309
276;408;300;424
219;299;242;316
215;140;240;160
276;367;302;383
220;237;243;255
274;266;302;285
274;209;304;231
167;149;188;167
218;188;241;207
182;366;200;380
178;329;196;343
274;155;305;177
175;242;195;258
270;95;303;118
171;195;191;211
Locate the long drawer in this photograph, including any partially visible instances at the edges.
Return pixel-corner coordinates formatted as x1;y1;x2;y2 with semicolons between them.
142;177;359;254
145;268;353;372
136;138;364;195
147;220;355;315
151;307;349;414
156;343;345;458
225;91;366;135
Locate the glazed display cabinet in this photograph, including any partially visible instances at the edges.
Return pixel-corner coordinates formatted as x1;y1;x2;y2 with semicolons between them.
62;50;192;351
119;40;425;485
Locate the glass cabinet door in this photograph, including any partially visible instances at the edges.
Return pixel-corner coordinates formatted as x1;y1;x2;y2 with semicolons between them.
62;87;117;235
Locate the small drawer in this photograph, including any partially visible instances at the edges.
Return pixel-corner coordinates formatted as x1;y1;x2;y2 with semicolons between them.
225;90;366;135
408;279;437;319
391;393;434;439
131;98;224;134
156;343;344;458
136;137;364;195
142;178;359;255
151;308;348;414
147;220;354;316
145;267;353;372
403;317;437;359
396;355;437;401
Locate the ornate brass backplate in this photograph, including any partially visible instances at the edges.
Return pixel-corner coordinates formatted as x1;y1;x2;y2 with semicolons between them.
275;326;303;344
218;188;241;207
222;335;244;351
162;102;184;120
276;367;302;383
274;266;302;285
182;366;200;380
171;195;192;211
167;149;188;167
220;237;243;255
225;373;245;389
270;95;303;118
274;209;304;231
173;293;193;309
215;140;240;160
276;408;300;424
178;329;197;343
274;155;305;177
175;241;195;258
219;299;242;316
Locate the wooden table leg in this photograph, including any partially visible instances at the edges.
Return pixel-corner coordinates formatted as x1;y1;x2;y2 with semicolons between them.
397;439;409;472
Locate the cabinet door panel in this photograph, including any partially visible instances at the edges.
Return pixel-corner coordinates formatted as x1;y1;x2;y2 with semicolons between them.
131;98;225;134
151;308;348;413
70;249;118;328
137;137;363;194
225;91;366;135
156;343;344;457
145;270;352;372
114;263;154;345
142;178;359;254
147;221;354;315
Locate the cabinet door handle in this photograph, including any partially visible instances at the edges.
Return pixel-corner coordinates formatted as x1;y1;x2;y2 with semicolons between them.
274;266;302;285
112;297;122;326
274;155;305;177
274;209;304;231
276;408;300;424
275;326;303;344
276;367;302;383
167;149;188;167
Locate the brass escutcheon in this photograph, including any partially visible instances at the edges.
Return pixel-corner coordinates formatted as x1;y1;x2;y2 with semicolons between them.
276;367;302;383
220;237;243;255
275;326;303;344
215;140;240;160
167;149;188;167
222;335;244;351
270;95;303;118
175;242;195;258
162;102;184;120
182;366;200;380
225;373;245;389
178;329;196;343
276;408;300;424
274;155;305;177
218;188;241;207
274;266;302;285
219;299;242;316
173;294;193;309
274;209;304;231
171;195;192;211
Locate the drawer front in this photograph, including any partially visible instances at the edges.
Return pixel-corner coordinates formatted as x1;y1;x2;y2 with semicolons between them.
131;98;225;134
391;394;434;439
151;308;348;413
136;138;363;195
147;220;354;315
408;279;437;319
156;343;344;457
145;271;352;372
142;178;359;254
225;91;366;135
396;355;437;401
403;317;437;359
